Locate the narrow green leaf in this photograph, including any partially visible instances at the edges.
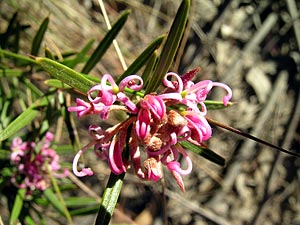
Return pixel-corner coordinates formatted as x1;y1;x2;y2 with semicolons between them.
0;68;23;77
0;48;37;64
36;57;95;94
180;140;225;166
44;79;71;89
142;50;158;88
204;100;233;110
64;39;95;69
70;205;99;216
0;97;48;142
23;77;44;97
24;215;35;225
64;197;99;207
43;189;65;216
81;10;130;74
10;188;26;225
95;172;125;225
0;12;18;49
145;0;190;94
31;17;49;56
116;34;165;83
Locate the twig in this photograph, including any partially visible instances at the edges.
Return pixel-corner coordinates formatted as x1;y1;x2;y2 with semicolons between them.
98;0;127;71
206;117;300;158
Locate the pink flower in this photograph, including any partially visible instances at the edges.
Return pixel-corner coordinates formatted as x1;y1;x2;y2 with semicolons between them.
68;69;233;192
10;133;68;193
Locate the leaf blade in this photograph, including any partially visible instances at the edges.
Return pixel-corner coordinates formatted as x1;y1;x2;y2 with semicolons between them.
81;10;130;74
31;17;49;56
145;0;190;94
36;57;95;94
116;34;165;83
181;140;225;166
0;97;48;142
95;173;125;225
10;188;26;225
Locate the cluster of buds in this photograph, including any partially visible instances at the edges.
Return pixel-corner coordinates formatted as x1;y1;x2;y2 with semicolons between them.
68;68;232;191
10;132;68;194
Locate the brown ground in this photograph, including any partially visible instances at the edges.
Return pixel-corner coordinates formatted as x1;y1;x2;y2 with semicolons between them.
1;0;300;224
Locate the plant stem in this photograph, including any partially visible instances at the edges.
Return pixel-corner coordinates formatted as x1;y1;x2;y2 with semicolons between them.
206;117;300;158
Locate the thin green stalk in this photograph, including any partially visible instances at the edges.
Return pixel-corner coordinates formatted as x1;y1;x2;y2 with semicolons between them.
46;163;74;225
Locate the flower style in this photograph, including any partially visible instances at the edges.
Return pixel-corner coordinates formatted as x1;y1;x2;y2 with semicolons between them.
69;69;232;192
10;132;68;194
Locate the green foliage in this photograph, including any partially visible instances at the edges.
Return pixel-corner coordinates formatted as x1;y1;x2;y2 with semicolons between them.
180;141;225;166
0;1;231;224
81;10;130;74
145;0;190;94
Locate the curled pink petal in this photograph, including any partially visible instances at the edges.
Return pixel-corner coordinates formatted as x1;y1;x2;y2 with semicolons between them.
167;156;192;176
163;72;183;92
72;144;95;177
212;82;232;106
119;75;143;92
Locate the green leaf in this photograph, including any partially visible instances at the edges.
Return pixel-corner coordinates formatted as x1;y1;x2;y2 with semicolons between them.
180;140;225;166
145;0;190;94
0;68;23;77
31;17;49;56
95;172;125;225
0;97;48;142
142;50;158;89
24;215;35;225
36;57;95;94
64;39;95;69
43;189;65;216
64;197;99;207
0;12;18;49
0;48;37;64
10;188;26;225
44;79;71;89
81;10;130;74
70;205;99;216
204;100;233;110
116;34;165;83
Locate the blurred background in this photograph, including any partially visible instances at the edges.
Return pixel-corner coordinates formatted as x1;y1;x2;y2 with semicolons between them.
1;0;300;224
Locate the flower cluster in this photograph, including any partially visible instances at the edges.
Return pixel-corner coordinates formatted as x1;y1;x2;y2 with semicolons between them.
10;132;68;194
68;68;232;191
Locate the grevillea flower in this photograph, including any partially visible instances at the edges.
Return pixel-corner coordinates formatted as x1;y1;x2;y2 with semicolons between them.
10;132;68;194
68;69;232;192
